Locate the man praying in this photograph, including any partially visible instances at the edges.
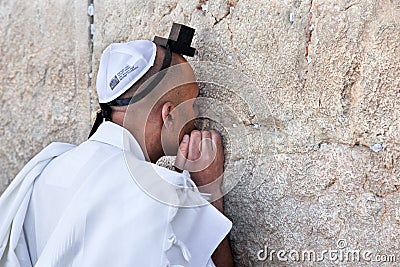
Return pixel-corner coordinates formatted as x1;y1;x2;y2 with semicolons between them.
0;24;234;267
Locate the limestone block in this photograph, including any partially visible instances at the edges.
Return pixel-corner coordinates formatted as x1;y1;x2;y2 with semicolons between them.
227;143;400;266
0;0;91;192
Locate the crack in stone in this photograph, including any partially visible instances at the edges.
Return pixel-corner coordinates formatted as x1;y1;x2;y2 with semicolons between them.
302;0;315;90
227;21;243;64
340;58;361;117
195;0;241;63
304;0;314;61
198;0;238;25
213;0;237;26
342;2;359;11
362;170;400;199
212;12;228;26
324;176;337;189
161;2;178;18
33;68;48;87
88;0;95;125
273;140;382;157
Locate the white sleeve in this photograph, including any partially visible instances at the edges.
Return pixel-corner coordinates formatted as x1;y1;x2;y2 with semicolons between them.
207;258;216;267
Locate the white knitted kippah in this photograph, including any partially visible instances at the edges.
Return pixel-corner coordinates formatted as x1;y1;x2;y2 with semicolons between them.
96;40;156;103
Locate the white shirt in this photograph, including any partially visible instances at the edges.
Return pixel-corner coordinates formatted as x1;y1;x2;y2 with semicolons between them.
0;122;231;266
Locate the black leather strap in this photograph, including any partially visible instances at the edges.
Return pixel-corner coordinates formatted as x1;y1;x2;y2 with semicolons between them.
88;45;172;138
88;103;112;138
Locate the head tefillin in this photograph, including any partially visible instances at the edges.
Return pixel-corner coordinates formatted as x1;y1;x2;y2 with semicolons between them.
108;23;196;107
88;23;196;138
154;23;196;57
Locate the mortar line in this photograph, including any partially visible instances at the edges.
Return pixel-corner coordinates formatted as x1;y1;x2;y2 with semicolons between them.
87;0;94;129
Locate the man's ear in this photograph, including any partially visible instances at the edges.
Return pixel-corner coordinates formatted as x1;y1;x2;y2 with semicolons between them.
161;102;175;128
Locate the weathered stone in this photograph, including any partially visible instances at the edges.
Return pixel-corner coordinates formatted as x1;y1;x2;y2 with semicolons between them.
1;0;400;266
0;0;91;192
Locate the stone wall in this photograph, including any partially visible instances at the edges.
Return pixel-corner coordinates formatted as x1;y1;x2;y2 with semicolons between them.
1;0;400;266
0;0;91;191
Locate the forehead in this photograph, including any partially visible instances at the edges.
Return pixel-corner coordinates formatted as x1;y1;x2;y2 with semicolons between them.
185;81;200;98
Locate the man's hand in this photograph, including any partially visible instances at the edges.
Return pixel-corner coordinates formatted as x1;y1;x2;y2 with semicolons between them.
175;130;224;203
175;130;235;266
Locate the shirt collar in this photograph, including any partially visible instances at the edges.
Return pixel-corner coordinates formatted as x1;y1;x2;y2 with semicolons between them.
89;121;146;161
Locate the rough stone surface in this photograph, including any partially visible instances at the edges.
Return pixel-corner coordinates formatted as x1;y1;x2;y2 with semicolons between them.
0;0;91;192
2;0;400;266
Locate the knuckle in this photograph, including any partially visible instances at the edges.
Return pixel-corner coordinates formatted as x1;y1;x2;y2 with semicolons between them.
202;130;211;137
179;146;187;154
191;130;201;138
202;152;211;162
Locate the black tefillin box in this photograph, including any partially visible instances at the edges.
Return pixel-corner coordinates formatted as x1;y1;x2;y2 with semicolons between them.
153;23;196;57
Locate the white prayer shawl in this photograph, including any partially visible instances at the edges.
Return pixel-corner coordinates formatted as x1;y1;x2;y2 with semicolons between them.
0;122;232;267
